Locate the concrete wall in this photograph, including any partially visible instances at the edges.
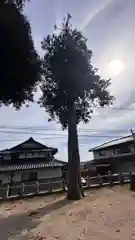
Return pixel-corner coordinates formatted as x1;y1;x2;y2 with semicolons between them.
0;167;62;184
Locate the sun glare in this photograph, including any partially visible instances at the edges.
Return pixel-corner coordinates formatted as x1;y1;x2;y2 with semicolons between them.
107;60;124;77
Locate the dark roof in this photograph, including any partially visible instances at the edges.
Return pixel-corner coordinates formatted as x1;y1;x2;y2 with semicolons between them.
89;135;134;152
61;161;90;170
84;160;95;168
0;160;65;172
80;161;89;166
0;137;58;155
55;159;67;165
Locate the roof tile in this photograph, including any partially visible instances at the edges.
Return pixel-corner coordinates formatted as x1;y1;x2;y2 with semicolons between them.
0;160;65;172
89;135;134;151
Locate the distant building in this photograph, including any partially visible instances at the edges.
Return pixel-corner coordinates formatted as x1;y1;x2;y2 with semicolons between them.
88;135;135;175
63;161;97;179
0;137;65;185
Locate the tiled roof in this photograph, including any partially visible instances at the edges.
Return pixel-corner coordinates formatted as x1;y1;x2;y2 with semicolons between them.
0;160;65;172
89;135;134;152
54;159;67;164
0;137;58;155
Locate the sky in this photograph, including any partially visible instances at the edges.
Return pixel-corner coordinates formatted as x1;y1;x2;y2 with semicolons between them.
0;0;135;161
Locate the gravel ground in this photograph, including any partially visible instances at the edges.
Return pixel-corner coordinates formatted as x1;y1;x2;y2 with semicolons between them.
0;185;135;239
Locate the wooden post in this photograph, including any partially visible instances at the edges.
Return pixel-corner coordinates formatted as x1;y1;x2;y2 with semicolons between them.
86;177;89;187
62;179;66;192
88;177;91;187
119;172;124;185
98;174;102;186
48;180;52;194
22;183;25;195
9;171;14;196
129;171;131;181
36;181;39;194
130;173;135;191
108;171;113;186
6;184;9;198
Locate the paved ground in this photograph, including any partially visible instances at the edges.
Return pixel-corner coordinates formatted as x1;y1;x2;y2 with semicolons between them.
0;185;135;239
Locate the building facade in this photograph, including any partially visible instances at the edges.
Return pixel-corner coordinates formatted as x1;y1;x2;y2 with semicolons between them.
0;137;65;185
88;135;135;174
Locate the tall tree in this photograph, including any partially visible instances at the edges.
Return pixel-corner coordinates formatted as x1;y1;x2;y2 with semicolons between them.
0;0;41;109
39;14;114;200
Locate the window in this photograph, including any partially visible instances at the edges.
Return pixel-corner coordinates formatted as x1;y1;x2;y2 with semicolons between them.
39;152;45;157
47;152;51;159
22;172;29;181
113;148;121;155
129;144;135;153
3;155;11;160
94;151;99;158
28;172;37;181
32;152;38;158
19;153;25;159
26;152;33;158
99;151;106;156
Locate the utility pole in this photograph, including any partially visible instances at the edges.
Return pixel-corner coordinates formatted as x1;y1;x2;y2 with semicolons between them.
130;129;135;141
130;128;135;191
130;129;135;155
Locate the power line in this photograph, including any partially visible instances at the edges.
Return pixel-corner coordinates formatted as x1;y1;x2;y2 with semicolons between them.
0;124;132;133
0;128;127;137
92;107;135;110
0;134;125;142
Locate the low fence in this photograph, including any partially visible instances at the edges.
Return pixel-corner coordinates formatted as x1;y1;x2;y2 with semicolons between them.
0;179;65;199
0;172;131;200
83;172;130;189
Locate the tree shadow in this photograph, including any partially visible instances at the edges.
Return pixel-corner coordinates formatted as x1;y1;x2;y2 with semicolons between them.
32;197;74;218
0;189;64;203
6;197;74;239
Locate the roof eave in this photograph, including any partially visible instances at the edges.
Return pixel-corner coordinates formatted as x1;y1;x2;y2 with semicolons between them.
52;149;58;155
88;135;134;152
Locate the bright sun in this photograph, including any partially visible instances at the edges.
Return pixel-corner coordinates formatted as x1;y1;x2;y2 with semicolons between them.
107;60;124;77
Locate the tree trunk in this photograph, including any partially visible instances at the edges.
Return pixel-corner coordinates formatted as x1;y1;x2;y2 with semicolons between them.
67;102;83;200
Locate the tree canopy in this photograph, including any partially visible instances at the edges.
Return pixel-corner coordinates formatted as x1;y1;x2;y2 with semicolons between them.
1;0;30;10
0;0;41;109
39;15;114;128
